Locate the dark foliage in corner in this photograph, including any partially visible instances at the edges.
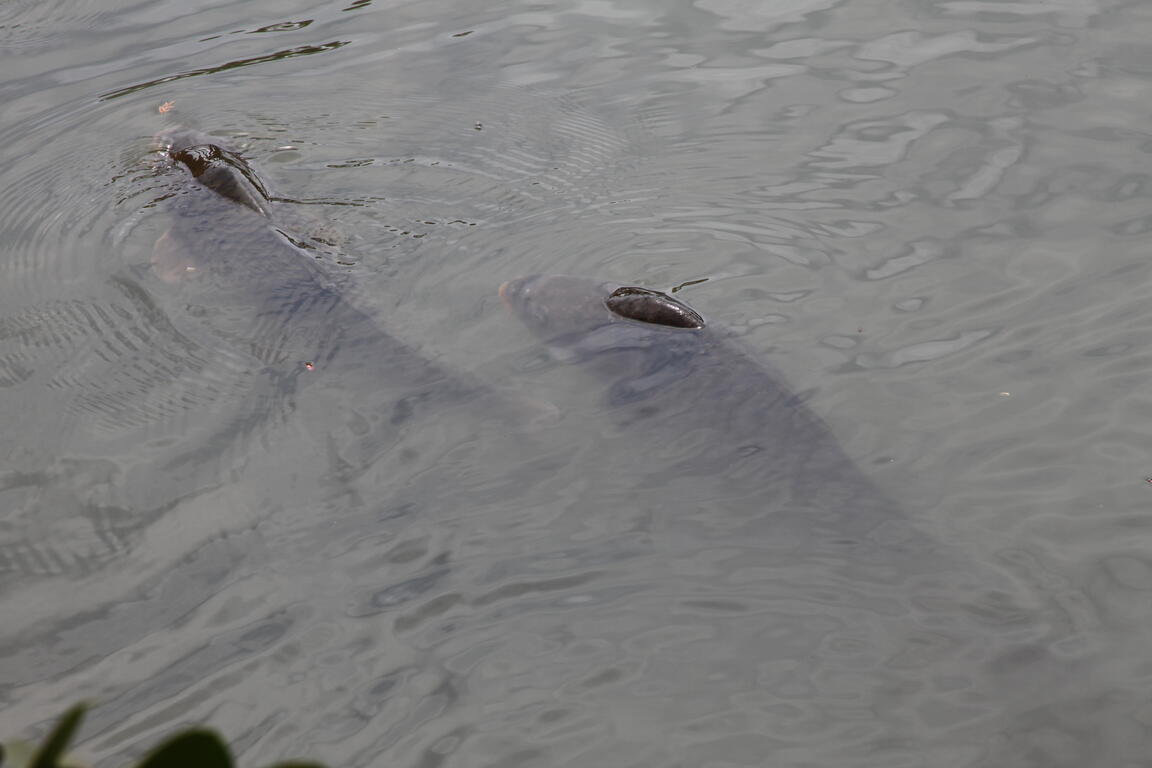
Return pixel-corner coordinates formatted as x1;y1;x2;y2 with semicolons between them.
1;705;325;768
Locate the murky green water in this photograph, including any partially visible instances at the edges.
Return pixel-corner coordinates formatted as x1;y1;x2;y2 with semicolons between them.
4;0;1152;765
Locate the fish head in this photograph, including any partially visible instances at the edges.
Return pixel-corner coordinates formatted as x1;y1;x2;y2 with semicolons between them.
499;275;620;341
499;275;709;405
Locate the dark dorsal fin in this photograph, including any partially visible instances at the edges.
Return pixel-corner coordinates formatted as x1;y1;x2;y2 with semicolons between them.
604;286;705;329
171;144;271;216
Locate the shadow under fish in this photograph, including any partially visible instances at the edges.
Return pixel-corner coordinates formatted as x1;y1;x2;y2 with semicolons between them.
498;275;1075;763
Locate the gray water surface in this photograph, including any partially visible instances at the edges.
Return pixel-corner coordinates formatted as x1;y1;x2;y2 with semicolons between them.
3;0;1152;766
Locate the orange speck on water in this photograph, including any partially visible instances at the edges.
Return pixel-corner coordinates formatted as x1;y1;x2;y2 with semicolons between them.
158;101;175;114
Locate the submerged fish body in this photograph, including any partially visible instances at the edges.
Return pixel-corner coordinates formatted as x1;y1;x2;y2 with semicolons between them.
155;128;420;384
498;275;1094;760
499;275;906;551
148;127;498;467
154;128;362;367
497;275;1071;755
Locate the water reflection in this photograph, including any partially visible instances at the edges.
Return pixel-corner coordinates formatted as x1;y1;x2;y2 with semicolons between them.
99;42;351;102
3;0;1152;765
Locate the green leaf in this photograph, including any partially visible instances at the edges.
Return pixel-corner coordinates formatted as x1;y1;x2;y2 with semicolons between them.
0;739;38;768
7;709;327;768
29;704;87;768
136;730;233;768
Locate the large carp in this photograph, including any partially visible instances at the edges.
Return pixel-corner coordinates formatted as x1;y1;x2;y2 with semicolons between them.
498;275;913;556
149;127;510;470
153;128;428;383
498;275;1078;763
